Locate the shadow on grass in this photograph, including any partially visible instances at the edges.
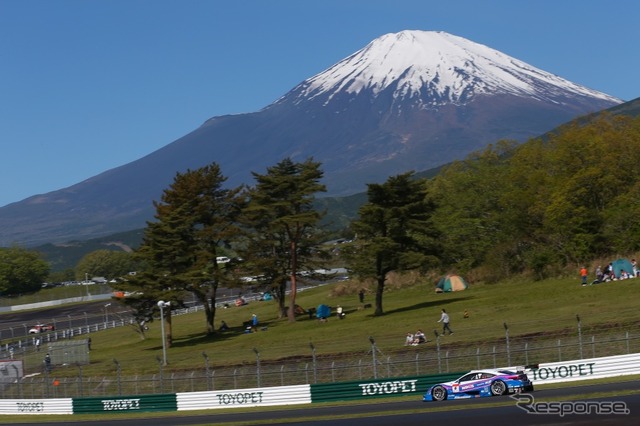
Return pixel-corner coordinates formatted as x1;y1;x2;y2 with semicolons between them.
382;295;474;316
144;323;272;351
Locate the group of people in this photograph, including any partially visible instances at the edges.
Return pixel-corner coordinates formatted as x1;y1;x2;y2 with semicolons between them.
585;260;640;285
405;329;427;346
404;309;455;346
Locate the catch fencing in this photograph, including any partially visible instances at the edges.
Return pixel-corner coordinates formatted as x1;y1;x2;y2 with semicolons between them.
2;322;639;399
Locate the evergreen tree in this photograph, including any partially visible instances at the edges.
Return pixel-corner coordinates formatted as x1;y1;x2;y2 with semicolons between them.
347;172;439;315
120;163;245;338
247;158;326;322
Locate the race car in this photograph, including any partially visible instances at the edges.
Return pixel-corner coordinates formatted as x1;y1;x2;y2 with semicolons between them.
28;324;55;334
423;368;533;402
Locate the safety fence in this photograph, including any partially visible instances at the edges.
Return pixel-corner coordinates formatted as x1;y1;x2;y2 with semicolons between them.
1;351;639;415
1;324;639;399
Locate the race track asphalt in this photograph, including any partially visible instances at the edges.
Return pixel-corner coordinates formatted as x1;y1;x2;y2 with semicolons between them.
8;379;640;425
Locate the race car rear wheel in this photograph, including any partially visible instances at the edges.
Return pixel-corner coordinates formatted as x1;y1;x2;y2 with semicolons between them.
431;385;447;401
490;380;507;396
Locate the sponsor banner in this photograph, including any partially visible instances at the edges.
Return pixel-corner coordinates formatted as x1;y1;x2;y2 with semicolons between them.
176;384;311;411
72;393;177;414
0;398;73;415
310;373;462;403
511;353;640;385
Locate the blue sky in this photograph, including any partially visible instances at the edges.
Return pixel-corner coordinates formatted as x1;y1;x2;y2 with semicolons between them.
1;0;639;207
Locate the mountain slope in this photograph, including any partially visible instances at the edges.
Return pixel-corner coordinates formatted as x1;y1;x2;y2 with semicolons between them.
0;30;622;246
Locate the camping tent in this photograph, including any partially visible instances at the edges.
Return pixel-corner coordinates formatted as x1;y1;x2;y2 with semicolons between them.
611;258;634;278
436;275;468;292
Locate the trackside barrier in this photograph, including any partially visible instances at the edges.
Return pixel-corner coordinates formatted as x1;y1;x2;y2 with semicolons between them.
517;353;640;386
176;384;310;411
309;372;463;403
72;393;177;414
6;352;640;415
0;398;73;415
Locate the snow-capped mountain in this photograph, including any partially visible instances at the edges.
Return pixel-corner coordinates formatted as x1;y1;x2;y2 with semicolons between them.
284;30;619;107
0;30;624;246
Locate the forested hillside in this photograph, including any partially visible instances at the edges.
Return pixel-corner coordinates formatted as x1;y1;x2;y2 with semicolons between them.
426;114;640;280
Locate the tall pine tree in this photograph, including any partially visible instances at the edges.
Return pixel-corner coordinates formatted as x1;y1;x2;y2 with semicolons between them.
122;163;245;336
347;172;439;315
247;158;326;322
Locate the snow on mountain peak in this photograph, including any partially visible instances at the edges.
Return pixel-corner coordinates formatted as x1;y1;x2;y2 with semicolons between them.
292;30;620;107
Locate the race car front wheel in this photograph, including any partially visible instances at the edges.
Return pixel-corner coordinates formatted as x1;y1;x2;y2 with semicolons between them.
431;385;447;401
490;380;507;396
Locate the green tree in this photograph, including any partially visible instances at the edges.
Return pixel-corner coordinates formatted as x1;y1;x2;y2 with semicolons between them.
347;172;439;316
427;141;516;274
75;249;136;281
47;268;75;284
247;158;326;322
122;163;245;337
0;246;50;295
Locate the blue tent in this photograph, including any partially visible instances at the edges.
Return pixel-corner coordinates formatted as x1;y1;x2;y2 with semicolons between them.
611;258;634;278
316;304;331;319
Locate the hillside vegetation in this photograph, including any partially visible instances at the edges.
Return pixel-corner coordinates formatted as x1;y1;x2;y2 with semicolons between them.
425;114;640;281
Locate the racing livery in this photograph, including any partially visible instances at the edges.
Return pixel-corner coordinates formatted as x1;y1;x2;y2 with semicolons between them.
28;324;55;334
423;369;533;402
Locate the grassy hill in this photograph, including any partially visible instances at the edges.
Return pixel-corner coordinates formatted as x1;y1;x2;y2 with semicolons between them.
21;273;640;382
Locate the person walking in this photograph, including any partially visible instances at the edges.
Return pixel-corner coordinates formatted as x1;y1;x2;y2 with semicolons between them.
44;353;52;372
437;309;453;335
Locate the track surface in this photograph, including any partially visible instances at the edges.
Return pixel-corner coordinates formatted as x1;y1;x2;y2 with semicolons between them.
8;380;640;425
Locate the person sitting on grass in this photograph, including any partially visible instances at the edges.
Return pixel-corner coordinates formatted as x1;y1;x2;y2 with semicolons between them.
412;329;426;345
405;332;414;346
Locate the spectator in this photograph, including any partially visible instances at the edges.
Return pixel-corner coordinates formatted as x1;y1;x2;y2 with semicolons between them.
437;309;453;335
595;265;603;283
358;289;365;304
413;329;426;345
580;266;588;286
405;332;414;346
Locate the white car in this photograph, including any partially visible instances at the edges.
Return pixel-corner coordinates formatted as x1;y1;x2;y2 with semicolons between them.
28;324;55;334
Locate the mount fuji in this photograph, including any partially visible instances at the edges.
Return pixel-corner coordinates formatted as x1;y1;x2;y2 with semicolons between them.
0;30;623;246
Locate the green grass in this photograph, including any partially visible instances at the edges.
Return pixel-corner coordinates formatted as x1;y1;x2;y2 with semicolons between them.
29;274;640;378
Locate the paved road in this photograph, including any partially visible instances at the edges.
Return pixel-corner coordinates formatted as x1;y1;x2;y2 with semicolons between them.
0;300;129;341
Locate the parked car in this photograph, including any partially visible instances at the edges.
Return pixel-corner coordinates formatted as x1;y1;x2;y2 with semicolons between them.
28;324;55;334
423;368;534;402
